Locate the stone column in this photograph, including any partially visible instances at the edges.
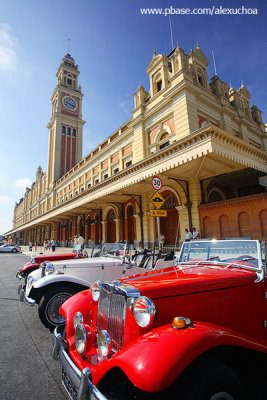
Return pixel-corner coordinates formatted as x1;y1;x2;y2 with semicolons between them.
101;221;107;243
114;219;121;242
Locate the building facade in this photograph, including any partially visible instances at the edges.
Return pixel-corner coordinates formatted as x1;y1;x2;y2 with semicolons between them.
7;45;267;247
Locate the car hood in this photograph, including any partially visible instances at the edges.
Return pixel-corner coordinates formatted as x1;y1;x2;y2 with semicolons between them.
49;256;123;270
31;253;77;263
122;263;257;298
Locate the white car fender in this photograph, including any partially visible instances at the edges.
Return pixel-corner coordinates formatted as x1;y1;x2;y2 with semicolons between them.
32;274;91;289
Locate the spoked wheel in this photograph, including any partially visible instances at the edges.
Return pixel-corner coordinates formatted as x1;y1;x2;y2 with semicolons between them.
38;286;76;330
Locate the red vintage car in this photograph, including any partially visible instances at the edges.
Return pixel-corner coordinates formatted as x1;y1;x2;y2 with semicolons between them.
52;240;267;400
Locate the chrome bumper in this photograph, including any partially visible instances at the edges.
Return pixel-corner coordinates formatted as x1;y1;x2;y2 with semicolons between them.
18;287;36;306
52;328;107;400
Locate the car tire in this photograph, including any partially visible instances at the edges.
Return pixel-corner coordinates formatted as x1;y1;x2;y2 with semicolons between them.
12;248;18;253
38;286;77;330
156;359;246;400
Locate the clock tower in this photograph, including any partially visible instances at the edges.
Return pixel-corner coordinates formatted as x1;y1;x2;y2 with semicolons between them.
47;53;85;187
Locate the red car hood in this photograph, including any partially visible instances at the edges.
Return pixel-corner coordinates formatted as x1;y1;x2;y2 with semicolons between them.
122;264;257;298
31;253;76;263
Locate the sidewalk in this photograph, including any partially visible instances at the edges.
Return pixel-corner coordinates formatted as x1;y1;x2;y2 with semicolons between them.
21;245;76;256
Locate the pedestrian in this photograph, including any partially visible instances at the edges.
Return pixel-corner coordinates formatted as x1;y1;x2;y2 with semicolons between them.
44;239;47;251
47;240;51;251
185;228;193;242
160;233;165;246
77;233;85;249
34;241;38;251
73;235;78;246
51;238;56;252
192;227;200;239
29;240;33;251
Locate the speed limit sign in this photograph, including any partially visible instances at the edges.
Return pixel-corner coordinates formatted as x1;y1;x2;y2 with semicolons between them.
151;176;162;191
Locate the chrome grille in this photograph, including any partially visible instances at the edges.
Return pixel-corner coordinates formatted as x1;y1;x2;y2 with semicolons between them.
97;283;127;353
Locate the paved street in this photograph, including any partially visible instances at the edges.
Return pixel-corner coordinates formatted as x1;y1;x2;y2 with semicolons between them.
0;253;67;400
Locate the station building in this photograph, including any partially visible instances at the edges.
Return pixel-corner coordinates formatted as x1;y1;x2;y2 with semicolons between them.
7;44;267;247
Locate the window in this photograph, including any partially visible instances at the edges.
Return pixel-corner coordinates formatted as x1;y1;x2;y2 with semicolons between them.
95;179;99;184
67;127;71;136
72;129;76;138
104;174;108;180
156;80;162;92
114;168;119;174
168;62;172;73
125;161;132;168
81;187;84;192
67;78;72;85
87;183;91;188
76;191;78;195
62;126;66;135
159;141;170;150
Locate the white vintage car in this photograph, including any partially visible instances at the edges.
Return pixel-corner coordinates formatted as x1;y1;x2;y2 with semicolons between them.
19;243;176;330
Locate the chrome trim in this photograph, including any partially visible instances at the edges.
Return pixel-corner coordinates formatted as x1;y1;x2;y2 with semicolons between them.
19;288;36;306
52;328;108;400
96;282;140;354
16;270;23;280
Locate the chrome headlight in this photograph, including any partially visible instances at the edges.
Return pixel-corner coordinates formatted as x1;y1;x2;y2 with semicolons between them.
74;312;83;328
91;280;102;302
45;263;55;275
97;330;111;357
75;323;87;355
133;296;156;328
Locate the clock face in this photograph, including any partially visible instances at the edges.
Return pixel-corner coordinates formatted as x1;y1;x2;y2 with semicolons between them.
63;97;77;110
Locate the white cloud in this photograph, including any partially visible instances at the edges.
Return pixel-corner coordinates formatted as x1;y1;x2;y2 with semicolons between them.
0;23;18;71
119;99;132;114
13;178;32;189
0;195;10;202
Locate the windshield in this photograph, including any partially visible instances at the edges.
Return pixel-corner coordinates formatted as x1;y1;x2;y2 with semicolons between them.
179;240;260;268
101;243;126;257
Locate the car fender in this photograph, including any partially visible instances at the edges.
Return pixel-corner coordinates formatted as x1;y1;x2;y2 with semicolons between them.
98;321;267;392
32;274;91;290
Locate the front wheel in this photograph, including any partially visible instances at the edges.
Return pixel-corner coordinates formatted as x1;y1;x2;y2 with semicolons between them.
156;360;246;400
12;248;18;253
38;286;77;330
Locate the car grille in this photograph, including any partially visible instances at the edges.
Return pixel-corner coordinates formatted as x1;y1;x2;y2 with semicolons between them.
96;283;127;353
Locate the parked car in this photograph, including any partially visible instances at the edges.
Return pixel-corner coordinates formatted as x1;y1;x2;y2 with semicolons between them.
20;243;176;329
16;244;88;286
52;239;267;400
0;244;21;253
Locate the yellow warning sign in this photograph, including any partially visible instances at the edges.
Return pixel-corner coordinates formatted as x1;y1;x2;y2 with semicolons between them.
150;191;165;209
150;209;167;217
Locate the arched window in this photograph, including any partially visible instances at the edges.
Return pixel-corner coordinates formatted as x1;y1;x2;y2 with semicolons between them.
108;210;115;220
238;212;250;237
163;195;177;209
207;188;225;203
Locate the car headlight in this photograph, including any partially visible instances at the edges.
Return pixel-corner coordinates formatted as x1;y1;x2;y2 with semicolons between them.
45;263;55;275
75;323;87;355
30;256;36;264
97;330;111;357
74;312;83;328
91;280;102;302
133;296;156;328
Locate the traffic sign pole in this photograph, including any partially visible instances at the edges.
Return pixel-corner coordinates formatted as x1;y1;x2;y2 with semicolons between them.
157;216;161;250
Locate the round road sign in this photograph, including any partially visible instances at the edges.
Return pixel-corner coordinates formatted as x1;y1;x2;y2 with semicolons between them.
151;176;162;191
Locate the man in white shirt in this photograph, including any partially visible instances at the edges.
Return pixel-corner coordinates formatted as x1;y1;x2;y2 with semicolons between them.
185;228;193;242
192;227;200;239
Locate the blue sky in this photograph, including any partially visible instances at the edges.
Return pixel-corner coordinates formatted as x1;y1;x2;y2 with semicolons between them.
0;0;266;234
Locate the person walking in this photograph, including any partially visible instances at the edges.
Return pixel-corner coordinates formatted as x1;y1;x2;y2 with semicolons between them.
51;238;56;252
44;240;47;252
29;240;33;252
185;228;193;242
34;241;38;252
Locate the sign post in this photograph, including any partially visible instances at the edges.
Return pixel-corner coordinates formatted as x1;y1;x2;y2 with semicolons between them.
151;176;164;250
